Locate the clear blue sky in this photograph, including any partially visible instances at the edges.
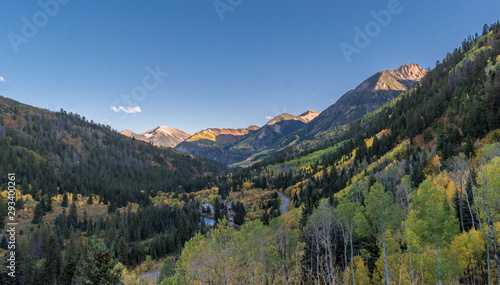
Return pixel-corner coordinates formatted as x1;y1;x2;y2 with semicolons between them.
1;0;499;134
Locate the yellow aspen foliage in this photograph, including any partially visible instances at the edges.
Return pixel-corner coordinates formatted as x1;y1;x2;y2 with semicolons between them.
353;256;371;285
447;229;485;278
431;171;457;203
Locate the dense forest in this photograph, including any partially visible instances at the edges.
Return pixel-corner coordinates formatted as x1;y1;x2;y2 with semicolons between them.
0;97;226;206
0;21;500;284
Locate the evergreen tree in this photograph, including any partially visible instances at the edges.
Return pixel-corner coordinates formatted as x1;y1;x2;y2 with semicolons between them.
74;238;122;285
261;211;270;226
0;198;6;230
116;236;129;266
0;235;7;249
214;197;222;226
464;136;476;158
16;195;24;210
234;201;246;226
87;194;94;205
108;202;117;214
177;211;190;247
68;202;78;228
46;196;53;212
43;234;62;284
61;192;69;207
32;202;45;224
60;235;82;284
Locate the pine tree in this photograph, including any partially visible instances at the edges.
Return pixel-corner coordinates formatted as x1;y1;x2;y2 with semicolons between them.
46;196;53;212
108;202;117;214
16;195;24;210
60;236;81;284
81;210;88;231
74;237;122;284
234;201;246;226
43;235;62;284
32;202;45;224
87;194;94;205
116;236;129;266
464;136;475;158
0;235;7;249
61;192;69;207
261;211;270;225
214;197;222;226
68;202;78;228
177;211;190;248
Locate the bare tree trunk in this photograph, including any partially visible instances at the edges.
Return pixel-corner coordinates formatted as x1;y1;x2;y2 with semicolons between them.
419;252;425;285
350;233;356;285
484;179;500;285
436;245;443;285
456;182;465;230
490;225;500;285
487;225;492;285
316;237;320;285
383;232;391;285
344;239;348;285
405;221;415;285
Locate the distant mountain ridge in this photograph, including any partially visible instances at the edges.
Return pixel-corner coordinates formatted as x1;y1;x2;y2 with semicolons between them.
121;126;191;148
122;64;427;166
305;63;428;135
231;111;321;152
173;111;320;164
233;63;429;166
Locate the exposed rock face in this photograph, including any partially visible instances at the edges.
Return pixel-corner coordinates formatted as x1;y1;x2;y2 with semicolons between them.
234;111;321;151
305;63;428;135
174;111;320;164
298;110;321;122
120;126;191;148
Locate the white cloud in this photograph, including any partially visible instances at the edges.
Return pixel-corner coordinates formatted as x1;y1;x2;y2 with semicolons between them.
265;116;273;120
0;77;4;82
111;106;141;114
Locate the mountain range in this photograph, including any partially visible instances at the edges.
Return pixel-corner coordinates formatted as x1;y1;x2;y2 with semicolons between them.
121;126;191;148
122;63;428;165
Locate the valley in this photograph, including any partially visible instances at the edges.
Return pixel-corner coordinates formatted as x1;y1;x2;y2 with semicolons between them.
1;13;500;285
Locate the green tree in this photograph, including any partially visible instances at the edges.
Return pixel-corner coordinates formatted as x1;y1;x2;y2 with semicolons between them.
61;192;69;207
365;182;403;285
177;211;190;248
0;235;7;249
159;257;176;282
68;201;78;228
108;201;117;213
116;236;129;266
234;201;246;226
87;194;94;205
60;235;82;284
32;202;45;224
43;234;62;284
409;178;459;285
335;197;366;285
214;197;222;226
74;237;122;285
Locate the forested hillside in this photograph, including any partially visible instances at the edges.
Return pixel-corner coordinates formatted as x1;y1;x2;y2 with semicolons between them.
0;96;228;284
0;96;226;206
164;22;500;284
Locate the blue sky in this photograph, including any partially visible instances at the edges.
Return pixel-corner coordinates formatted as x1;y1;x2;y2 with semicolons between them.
1;0;499;134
